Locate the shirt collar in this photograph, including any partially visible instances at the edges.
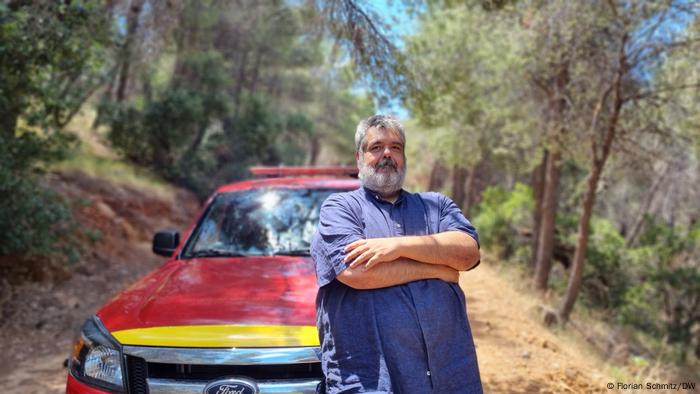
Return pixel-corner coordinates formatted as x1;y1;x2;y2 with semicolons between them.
362;186;405;205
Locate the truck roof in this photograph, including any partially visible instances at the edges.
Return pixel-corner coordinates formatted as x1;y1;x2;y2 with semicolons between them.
215;176;361;194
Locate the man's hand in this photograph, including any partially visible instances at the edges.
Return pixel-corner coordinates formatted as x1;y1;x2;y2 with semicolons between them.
344;237;402;271
345;231;480;272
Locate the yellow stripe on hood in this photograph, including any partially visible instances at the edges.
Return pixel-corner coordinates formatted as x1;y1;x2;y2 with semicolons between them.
112;324;319;347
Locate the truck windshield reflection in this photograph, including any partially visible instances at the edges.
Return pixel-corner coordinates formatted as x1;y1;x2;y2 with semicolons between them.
183;188;337;258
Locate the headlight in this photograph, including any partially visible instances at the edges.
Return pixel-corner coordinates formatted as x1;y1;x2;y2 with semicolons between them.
69;316;125;392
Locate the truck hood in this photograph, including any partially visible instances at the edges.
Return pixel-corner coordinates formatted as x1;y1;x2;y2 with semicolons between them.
97;256;319;347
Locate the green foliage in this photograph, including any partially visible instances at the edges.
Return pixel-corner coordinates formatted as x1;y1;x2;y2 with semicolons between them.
277;112;315;165
226;95;284;164
0;142;73;256
474;182;700;359
96;1;370;198
403;3;536;173
579;217;628;309
0;2;109;259
553;214;700;361
618;282;659;333
617;219;700;360
100;50;231;166
97;50;234;198
0;2;110;130
472;183;534;260
206;94;285;184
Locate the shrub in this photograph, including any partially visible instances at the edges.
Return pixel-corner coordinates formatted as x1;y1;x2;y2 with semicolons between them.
580;217;628;309
620;219;700;360
0;134;75;257
0;1;108;260
472;183;533;260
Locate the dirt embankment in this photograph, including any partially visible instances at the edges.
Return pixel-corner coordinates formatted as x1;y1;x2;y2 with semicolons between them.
0;170;199;393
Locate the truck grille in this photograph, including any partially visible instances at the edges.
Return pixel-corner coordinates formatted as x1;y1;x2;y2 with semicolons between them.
146;361;321;380
122;346;322;394
126;356;149;394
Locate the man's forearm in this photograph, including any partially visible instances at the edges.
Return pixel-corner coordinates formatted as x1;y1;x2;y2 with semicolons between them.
398;231;480;271
337;258;458;290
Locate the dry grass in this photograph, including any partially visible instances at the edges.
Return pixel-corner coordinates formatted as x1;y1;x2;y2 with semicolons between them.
51;106;175;201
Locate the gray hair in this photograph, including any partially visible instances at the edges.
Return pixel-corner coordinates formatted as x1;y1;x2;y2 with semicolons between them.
354;114;406;153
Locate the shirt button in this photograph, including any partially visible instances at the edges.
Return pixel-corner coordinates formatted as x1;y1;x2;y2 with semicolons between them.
396;223;401;228
426;370;431;376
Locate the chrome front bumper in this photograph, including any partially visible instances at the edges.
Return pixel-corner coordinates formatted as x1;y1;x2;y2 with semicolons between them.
122;345;322;394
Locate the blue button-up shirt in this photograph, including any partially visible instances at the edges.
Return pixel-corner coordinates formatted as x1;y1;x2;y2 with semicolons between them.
311;187;482;394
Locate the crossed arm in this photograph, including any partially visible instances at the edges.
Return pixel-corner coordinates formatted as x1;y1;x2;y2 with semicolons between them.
336;231;480;290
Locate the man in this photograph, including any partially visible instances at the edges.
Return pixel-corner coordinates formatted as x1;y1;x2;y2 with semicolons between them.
311;115;483;393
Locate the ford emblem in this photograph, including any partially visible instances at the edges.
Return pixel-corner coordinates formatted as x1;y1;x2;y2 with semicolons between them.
203;377;259;394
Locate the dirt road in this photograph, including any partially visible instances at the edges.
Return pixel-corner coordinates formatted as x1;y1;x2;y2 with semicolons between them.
462;263;609;393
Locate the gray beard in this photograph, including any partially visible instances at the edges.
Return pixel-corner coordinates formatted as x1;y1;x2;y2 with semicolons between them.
357;158;406;196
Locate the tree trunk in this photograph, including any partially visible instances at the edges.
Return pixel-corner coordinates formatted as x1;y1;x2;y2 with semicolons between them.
233;49;249;119
428;161;447;191
533;148;561;291
1;110;19;139
182;123;208;160
559;37;625;321
531;63;568;290
463;167;477;217
249;49;263;93
451;165;467;210
173;4;199;84
625;165;668;246
559;132;621;322
153;138;173;170
115;0;145;102
531;150;548;270
307;135;320;166
559;164;602;321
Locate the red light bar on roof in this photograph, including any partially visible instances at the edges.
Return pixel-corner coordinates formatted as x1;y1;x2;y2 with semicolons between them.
250;166;358;178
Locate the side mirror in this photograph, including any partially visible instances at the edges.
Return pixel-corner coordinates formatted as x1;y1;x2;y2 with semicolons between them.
152;229;180;257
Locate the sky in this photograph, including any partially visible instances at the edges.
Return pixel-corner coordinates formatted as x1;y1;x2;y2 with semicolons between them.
362;0;418;119
369;0;419;42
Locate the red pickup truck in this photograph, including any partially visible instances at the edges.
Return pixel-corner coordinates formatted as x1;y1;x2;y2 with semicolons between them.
66;167;359;394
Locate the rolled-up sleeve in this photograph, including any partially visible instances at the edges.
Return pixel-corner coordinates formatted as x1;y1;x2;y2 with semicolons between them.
438;194;480;248
311;194;364;287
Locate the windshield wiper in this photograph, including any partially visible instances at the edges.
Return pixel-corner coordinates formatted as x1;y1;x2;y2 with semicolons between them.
185;249;248;258
271;249;310;256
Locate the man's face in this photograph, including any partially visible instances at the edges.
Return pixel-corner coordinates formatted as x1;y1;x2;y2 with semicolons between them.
355;126;406;195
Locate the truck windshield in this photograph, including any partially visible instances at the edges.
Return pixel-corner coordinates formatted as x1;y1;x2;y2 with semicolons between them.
182;188;339;258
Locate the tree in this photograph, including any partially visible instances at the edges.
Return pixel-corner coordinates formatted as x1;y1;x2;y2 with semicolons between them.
311;0;406;105
524;1;602;291
1;2;110;134
402;3;534;212
557;0;700;322
114;0;146;102
97;0;375;198
0;1;110;256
